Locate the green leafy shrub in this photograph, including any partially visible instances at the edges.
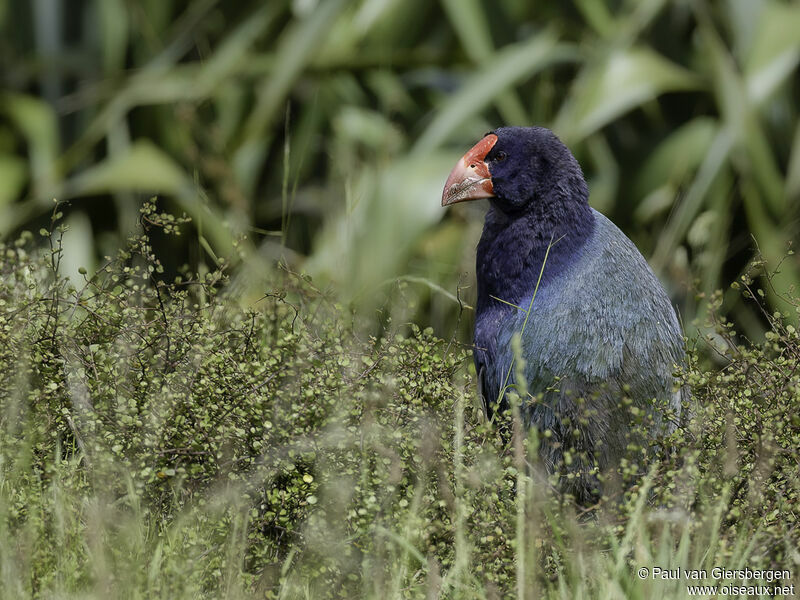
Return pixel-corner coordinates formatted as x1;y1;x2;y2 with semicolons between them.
1;206;798;598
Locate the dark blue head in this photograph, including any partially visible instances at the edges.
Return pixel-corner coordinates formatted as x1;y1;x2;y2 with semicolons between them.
483;127;590;216
442;126;596;308
442;127;589;216
442;126;590;217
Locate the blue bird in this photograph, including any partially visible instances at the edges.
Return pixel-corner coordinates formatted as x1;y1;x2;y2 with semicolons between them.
442;126;686;503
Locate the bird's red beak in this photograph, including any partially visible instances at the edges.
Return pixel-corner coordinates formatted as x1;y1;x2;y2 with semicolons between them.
441;134;497;206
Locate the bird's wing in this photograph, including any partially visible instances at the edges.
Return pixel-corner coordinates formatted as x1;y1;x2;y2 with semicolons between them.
499;212;684;408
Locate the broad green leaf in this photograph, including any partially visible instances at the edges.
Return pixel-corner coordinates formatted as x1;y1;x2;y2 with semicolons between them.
332;106;404;153
59;0;224;174
235;0;347;196
414;32;575;153
0;156;27;207
696;170;734;297
214;84;247;147
0;93;59;194
741;179;800;314
440;0;529;125
726;0;766;60
573;0;614;37
305;152;460;300
64;21;283;170
68;140;187;196
365;71;415;116
700;21;784;215
787;123;800;201
67;140;236;259
744;1;800;104
440;0;493;57
634;186;678;225
634;117;718;200
576;0;668;44
139;0;179;43
555;47;701;143
585;133;618;213
651;127;734;272
352;0;403;33
196;4;282;93
617;0;669;43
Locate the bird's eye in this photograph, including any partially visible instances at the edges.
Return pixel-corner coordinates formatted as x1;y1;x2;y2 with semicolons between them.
495;151;508;162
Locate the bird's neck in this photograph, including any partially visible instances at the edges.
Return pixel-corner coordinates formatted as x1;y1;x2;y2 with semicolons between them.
475;199;595;315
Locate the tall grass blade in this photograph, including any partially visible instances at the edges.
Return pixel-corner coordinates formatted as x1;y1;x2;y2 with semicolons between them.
440;0;529;125
554;46;701;144
414;32;575;152
235;0;347;195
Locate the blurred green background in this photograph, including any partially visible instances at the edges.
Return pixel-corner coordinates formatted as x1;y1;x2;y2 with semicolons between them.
2;0;799;340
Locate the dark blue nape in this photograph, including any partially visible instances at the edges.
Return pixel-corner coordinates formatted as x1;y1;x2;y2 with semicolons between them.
470;127;687;504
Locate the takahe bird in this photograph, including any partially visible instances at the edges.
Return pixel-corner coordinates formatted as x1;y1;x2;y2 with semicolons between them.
442;126;686;503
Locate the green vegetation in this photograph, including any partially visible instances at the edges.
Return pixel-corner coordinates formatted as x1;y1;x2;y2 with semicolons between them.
1;206;797;598
2;2;800;597
1;1;799;336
